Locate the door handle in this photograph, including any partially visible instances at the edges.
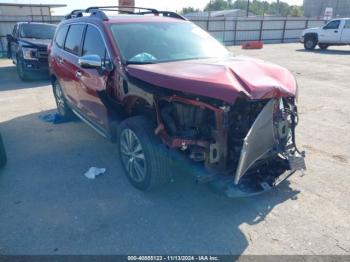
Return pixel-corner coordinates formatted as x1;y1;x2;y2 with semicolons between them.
75;71;82;78
334;30;338;33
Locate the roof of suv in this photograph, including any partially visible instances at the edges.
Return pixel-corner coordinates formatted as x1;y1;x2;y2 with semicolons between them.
63;6;187;24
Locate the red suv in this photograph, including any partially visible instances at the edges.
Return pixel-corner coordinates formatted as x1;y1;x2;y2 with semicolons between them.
49;6;305;197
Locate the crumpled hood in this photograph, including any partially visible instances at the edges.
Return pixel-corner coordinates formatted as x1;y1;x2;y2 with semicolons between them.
19;38;51;48
126;56;297;104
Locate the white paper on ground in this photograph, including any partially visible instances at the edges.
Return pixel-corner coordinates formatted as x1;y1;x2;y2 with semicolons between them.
84;167;106;179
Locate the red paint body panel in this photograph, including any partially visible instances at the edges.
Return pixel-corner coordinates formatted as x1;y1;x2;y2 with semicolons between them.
127;56;297;104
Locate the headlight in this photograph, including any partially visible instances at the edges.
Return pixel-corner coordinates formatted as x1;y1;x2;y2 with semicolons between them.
22;47;38;60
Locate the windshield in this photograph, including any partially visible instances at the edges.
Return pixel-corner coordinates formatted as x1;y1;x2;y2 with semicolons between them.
20;24;56;39
110;22;230;64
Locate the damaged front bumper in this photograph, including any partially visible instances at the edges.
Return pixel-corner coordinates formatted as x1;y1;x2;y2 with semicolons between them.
229;98;306;196
167;97;306;198
234;99;306;184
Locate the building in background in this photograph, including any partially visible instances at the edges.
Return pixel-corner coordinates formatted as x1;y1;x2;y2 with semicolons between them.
303;0;350;18
0;3;66;17
119;0;135;12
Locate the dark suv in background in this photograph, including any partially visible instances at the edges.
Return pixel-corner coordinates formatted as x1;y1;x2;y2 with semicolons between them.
7;22;56;80
49;6;305;197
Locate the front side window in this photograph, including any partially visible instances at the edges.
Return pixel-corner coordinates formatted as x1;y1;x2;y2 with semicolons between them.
82;25;106;59
110;22;230;64
55;25;69;49
64;24;85;56
19;24;56;39
324;20;340;30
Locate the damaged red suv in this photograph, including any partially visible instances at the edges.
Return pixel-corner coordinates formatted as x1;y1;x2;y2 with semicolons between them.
49;6;305;197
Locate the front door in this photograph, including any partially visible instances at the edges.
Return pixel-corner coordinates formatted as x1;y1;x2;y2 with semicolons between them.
319;20;342;43
77;25;110;130
10;25;19;62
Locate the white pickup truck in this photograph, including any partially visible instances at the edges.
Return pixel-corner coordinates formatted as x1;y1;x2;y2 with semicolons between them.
301;18;350;50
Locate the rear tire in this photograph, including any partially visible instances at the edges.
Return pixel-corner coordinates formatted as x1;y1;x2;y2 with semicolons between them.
117;116;170;191
304;35;317;50
52;79;74;120
318;44;329;50
0;133;7;169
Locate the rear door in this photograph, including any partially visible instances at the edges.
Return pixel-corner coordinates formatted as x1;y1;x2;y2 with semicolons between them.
77;24;110;129
50;25;70;92
319;20;342;43
59;24;86;106
341;19;350;44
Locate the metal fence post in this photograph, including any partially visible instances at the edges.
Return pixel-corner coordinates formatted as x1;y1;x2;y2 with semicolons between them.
281;19;287;43
259;19;263;41
223;18;226;44
233;19;238;45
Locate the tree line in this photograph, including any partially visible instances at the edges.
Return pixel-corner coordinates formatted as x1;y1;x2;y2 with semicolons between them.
181;0;303;17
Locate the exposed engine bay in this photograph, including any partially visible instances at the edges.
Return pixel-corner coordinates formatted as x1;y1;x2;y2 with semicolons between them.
155;95;306;194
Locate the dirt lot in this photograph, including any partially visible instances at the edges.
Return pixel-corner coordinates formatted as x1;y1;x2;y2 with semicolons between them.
0;43;349;255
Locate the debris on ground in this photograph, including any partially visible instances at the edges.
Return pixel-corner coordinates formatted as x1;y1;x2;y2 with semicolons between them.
38;113;71;124
84;167;106;179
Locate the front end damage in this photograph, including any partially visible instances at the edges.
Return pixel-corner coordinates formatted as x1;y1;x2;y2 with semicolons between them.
154;95;306;197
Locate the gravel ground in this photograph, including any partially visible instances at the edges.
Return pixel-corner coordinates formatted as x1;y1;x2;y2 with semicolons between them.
0;43;349;255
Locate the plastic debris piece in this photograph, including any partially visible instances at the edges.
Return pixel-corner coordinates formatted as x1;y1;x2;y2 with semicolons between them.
84;167;106;179
242;41;264;49
38;113;71;124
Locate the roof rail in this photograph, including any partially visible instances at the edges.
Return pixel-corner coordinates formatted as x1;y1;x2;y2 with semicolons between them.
64;6;187;21
64;9;84;19
85;6;158;14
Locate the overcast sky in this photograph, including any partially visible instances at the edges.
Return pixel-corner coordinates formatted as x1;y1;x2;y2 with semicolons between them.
2;0;304;15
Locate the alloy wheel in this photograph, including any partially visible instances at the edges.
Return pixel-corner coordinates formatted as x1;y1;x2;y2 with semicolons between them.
120;128;146;183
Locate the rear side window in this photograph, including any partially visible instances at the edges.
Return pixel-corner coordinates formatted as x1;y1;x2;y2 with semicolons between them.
55;25;69;48
64;24;85;55
82;25;106;59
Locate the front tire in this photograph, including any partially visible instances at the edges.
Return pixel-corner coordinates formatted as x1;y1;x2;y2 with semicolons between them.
117;116;170;191
52;79;74;120
304;35;317;50
318;44;329;50
16;59;30;81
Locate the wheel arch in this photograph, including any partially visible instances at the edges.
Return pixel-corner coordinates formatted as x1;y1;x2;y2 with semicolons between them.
123;95;156;120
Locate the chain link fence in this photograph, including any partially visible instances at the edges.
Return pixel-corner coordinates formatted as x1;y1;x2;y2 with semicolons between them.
189;16;326;45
